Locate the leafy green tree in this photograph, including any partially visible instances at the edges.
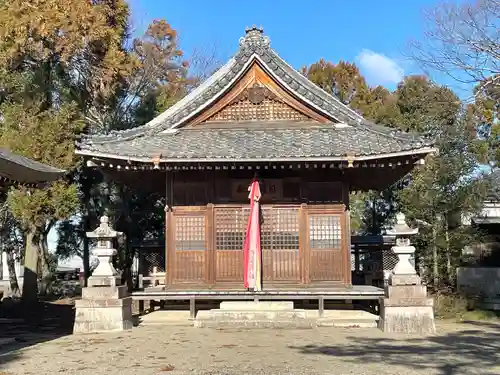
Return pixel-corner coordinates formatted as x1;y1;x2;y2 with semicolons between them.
302;59;373;114
468;77;500;169
395;75;460;133
0;0;130;303
363;86;402;127
0;101;82;299
399;90;487;288
131;20;190;126
57;18;193;289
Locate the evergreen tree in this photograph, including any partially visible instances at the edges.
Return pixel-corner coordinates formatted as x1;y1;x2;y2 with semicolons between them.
0;0;131;303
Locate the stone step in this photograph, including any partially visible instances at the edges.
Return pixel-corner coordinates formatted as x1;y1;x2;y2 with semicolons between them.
219;301;294;311
315;309;379;328
195;308;313;329
197;309;308;321
140;311;192;326
317;318;378;328
139;308;380;329
194;318;315;329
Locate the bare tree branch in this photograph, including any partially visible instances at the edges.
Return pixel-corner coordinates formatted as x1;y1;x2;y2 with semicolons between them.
187;42;222;87
409;0;499;98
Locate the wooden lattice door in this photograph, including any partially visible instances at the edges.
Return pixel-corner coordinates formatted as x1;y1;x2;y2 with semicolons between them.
261;206;301;283
306;208;348;283
213;206;246;283
169;207;208;284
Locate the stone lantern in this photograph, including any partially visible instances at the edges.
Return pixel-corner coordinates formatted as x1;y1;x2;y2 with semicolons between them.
385;212;419;283
86;216;122;286
378;213;436;334
73;216;133;334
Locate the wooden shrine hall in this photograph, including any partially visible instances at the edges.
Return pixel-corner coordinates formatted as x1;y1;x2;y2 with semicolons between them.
76;27;435;302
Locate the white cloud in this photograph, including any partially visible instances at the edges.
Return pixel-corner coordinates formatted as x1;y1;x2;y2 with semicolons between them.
357;49;404;86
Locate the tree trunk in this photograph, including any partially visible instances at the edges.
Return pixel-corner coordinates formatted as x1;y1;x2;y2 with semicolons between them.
432;225;438;289
22;229;41;323
445;219;453;286
6;251;20;297
38;234;52;296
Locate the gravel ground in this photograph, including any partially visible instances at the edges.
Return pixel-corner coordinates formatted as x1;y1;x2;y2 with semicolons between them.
0;320;499;375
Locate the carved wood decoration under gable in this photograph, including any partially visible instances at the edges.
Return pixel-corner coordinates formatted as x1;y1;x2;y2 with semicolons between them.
204;84;312;123
185;62;331;127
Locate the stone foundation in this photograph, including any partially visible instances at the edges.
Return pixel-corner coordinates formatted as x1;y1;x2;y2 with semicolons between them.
379;302;435;334
74;284;133;334
378;276;436;335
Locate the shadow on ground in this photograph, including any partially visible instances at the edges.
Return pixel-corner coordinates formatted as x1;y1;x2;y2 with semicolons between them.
0;298;75;370
290;320;500;375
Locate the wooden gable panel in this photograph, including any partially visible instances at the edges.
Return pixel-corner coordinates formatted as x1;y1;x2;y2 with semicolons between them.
185;62;331;127
205;85;311;123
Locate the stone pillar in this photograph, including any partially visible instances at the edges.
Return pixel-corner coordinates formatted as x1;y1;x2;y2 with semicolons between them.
378;213;436;334
73;216;133;333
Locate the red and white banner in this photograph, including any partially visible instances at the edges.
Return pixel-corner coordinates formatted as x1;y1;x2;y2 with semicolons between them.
243;179;262;291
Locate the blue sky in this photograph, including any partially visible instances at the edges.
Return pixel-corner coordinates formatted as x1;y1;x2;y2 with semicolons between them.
127;0;458;91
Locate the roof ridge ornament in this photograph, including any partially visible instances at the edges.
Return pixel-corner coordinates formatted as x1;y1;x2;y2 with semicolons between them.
239;25;270;49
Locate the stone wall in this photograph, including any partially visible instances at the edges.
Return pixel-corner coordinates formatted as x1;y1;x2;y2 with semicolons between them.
456;267;500;299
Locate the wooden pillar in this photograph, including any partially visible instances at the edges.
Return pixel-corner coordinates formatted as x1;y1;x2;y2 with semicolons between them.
165;170;174;287
206;203;215;285
343;208;352;286
343;182;353;286
299;203;309;285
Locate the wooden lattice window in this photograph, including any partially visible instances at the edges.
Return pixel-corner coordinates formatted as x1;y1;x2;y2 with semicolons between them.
308;215;342;249
175;216;205;251
215;207;247;251
261;207;300;251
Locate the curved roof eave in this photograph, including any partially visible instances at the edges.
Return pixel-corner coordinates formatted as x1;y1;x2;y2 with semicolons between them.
0;148;66;184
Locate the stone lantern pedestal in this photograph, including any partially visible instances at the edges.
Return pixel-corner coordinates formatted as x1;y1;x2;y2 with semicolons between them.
378;213;436;334
73;216;133;334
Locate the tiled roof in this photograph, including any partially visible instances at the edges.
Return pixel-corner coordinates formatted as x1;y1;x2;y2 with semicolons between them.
77;124;434;162
77;26;435;161
0;148;66;184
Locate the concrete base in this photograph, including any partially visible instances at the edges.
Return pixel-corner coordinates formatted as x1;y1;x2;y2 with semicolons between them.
195;301;312;328
193;301;380;329
219;301;294;310
73;285;133;334
140;309;379;328
378;273;436;334
316;310;379;328
378;305;436;334
195;317;315;329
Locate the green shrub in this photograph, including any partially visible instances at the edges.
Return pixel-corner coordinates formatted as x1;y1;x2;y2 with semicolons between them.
432;290;500;321
433;291;470;319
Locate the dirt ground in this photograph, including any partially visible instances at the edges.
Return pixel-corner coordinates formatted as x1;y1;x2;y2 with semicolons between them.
0;320;498;375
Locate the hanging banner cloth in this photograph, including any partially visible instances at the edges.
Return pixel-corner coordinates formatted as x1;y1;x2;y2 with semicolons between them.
243;179;262;291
